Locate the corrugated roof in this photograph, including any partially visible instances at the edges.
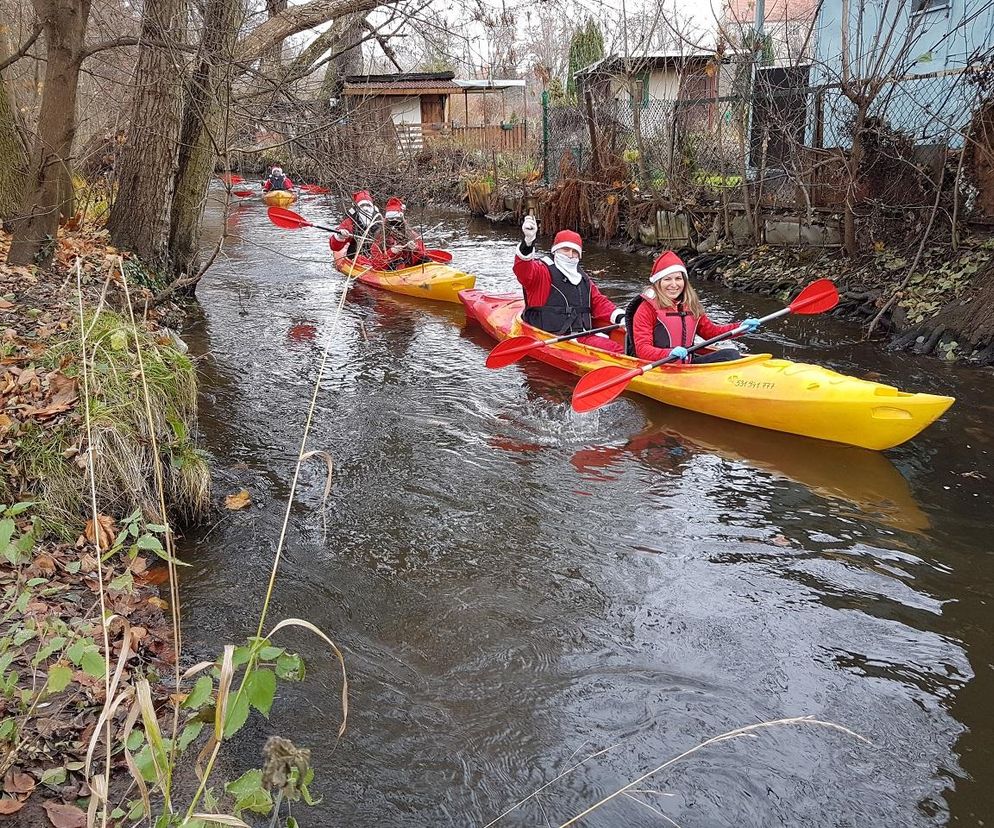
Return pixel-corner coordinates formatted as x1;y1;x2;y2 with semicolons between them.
344;79;464;95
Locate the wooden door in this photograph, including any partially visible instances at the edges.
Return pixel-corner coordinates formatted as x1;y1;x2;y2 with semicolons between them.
420;95;445;124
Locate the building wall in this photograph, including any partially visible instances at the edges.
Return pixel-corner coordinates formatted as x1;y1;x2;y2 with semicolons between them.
389;96;422;125
812;0;993;146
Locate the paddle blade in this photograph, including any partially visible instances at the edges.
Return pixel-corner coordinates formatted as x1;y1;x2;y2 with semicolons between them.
789;278;839;314
424;248;453;263
220;174;243;185
571;365;642;413
267;206;311;230
485;335;543;369
232;189;254;197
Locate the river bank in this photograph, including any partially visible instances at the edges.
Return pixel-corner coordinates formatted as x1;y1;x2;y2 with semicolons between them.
0;226;207;821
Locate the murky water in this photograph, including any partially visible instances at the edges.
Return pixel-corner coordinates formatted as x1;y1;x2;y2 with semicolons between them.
177;190;993;826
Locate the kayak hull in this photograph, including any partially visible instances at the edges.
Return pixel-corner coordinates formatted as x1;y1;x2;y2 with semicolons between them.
335;253;476;304
262;190;297;207
460;290;954;450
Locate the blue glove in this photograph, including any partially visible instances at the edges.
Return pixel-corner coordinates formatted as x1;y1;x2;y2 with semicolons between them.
669;346;689;361
741;318;761;332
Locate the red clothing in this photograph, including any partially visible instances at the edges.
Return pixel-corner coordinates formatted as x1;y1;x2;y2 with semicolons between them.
263;175;294;192
329;217;356;253
513;250;624;353
632;296;739;361
371;238;429;270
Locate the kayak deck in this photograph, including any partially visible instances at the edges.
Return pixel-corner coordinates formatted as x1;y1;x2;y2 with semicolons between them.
262;190;297;207
459;289;954;451
335;253;476;304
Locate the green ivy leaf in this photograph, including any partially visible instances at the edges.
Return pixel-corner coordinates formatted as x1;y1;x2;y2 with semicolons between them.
136;534;163;552
245;669;276;717
184;674;214;710
81;648;105;678
225;769;273;815
275;653;305;682
178;720;204;752
47;664;73;694
40;767;67;786
258;646;283;661
223;691;250;739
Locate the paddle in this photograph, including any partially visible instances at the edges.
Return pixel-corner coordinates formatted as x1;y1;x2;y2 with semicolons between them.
486;323;623;369
422;248;452;263
232;188;255;197
219;173;243;185
571;278;839;413
267;205;337;233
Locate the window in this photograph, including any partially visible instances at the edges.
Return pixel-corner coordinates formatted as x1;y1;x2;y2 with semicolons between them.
912;0;949;14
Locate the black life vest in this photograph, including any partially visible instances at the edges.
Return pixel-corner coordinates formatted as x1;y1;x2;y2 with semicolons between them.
346;205;383;245
624;295;698;356
268;172;288;191
522;257;593;335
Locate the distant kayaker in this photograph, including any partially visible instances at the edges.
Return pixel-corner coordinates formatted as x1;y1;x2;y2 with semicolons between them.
626;251;761;363
329;190;383;259
372;197;430;270
262;166;294;192
514;216;626;353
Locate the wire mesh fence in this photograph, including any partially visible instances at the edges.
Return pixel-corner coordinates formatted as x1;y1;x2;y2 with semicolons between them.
540;65;990;216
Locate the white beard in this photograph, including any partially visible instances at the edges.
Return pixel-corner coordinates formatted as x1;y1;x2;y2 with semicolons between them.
554;253;582;285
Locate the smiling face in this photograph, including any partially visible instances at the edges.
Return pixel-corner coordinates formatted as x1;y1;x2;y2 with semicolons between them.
654;271;685;302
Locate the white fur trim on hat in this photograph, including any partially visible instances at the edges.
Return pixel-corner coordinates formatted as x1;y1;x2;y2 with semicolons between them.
551;240;582;256
385;210;403;219
649;263;688;284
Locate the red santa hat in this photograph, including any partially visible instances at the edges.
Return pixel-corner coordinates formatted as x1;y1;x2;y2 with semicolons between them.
550;230;582;257
384;197;405;219
649;250;688;283
352;190;374;207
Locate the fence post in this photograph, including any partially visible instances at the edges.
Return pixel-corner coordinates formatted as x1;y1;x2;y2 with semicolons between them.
542;90;550;187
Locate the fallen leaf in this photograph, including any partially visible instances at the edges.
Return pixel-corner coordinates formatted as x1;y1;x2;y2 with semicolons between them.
0;797;24;815
0;413;13;430
130;555;148;575
147;596;168;610
3;769;35;794
0;299;14;310
32;373;78;419
31;553;57;576
770;534;792;547
84;514;116;551
42;799;87;828
224;489;251;510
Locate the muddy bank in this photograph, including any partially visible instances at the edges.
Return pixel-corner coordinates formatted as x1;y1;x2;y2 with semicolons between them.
0;227;207;821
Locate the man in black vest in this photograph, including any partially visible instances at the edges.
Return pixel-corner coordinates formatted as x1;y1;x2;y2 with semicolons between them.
513;216;625;353
262;166;294;192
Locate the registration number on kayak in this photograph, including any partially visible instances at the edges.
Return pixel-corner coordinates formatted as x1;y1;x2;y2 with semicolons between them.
727;376;776;391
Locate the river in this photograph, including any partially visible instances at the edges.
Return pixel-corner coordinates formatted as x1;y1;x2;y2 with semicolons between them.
177;192;993;826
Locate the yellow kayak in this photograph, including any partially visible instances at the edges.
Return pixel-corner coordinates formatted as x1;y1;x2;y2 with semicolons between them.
262;190;297;207
335;255;476;304
461;290;954;450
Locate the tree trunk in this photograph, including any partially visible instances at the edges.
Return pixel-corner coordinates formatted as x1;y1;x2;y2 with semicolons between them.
0;27;31;223
6;0;92;266
0;69;27;222
167;0;240;280
107;0;188;271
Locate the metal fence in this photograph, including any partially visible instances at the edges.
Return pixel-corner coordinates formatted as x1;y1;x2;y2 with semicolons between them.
540;65;989;213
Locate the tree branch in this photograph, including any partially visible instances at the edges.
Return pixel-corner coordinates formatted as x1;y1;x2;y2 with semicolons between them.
234;0;393;63
0;23;43;72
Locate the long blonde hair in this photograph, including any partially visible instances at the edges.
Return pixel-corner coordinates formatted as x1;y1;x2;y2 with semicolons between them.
650;275;704;317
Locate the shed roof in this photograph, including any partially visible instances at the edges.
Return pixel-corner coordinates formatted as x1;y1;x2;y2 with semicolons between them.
577;50;725;76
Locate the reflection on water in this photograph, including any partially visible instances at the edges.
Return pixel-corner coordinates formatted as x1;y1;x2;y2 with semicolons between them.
177;193;992;826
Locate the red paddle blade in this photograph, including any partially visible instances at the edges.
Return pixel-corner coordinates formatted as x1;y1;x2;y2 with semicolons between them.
485;335;543;369
425;249;452;263
232;189;254;197
220;174;243;185
789;278;839;314
267;206;311;230
571;365;642;413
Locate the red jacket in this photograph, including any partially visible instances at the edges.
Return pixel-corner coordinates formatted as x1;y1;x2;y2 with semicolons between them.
513;249;623;327
263;175;294;192
632;296;738;361
329;217;356;253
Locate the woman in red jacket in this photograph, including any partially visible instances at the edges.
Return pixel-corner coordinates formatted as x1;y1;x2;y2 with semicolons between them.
627;251;760;363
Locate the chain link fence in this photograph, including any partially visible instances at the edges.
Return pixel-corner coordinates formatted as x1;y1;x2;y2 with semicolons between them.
540;65;990;216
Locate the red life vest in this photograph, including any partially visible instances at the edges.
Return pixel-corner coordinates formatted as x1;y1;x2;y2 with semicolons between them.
624;295;699;355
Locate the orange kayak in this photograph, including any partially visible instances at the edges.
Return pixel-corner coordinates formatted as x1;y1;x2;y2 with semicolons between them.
333;250;475;304
460;290;954;450
262;190;297;207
